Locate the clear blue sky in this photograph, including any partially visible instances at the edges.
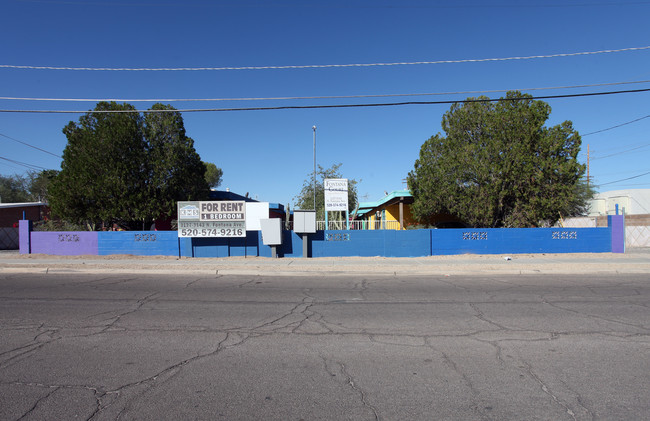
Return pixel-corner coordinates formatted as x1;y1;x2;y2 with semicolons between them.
2;0;649;208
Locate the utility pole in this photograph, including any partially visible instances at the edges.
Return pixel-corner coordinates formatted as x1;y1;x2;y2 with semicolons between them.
312;125;316;211
587;144;590;186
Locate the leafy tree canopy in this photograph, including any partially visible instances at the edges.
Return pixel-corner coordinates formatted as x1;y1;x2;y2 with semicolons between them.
407;91;591;228
143;103;209;216
27;169;59;202
0;174;30;203
294;163;359;221
0;170;59;203
203;161;223;189
49;102;210;229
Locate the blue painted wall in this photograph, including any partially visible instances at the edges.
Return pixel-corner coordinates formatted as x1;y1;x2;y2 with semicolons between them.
384;229;432;257
90;230;436;258
311;230;432;257
21;218;623;257
430;227;611;255
189;231;259;258
313;231;383;257
98;231;179;256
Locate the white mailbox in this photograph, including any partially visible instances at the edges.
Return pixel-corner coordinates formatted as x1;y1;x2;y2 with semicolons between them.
293;210;317;234
260;218;283;246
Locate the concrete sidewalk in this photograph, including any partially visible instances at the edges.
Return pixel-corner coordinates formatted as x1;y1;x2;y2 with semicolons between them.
1;249;649;275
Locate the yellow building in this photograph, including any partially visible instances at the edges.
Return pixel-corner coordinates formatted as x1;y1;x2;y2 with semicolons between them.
353;190;416;230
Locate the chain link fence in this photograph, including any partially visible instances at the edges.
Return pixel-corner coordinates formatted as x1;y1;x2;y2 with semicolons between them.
560;216;650;248
626;226;650;248
0;228;19;250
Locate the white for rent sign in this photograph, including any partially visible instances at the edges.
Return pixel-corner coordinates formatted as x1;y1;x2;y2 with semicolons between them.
177;201;246;237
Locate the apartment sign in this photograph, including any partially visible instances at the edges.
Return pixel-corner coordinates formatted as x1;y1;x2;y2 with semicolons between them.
324;178;348;211
177;201;246;238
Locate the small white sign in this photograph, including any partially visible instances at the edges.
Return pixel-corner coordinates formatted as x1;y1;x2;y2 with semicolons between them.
245;202;270;231
324;178;348;211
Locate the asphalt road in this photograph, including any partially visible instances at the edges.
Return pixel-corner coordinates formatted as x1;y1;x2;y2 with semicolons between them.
0;271;648;420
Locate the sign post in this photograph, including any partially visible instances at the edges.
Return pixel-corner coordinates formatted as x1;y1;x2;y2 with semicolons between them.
324;178;349;231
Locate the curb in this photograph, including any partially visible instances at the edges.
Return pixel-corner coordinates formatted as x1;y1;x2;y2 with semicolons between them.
2;250;649;276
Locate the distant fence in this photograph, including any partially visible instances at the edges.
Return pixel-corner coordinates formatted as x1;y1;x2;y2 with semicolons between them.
314;220;401;230
559;217;597;228
19;215;624;258
626;226;650;247
562;215;650;248
0;228;18;250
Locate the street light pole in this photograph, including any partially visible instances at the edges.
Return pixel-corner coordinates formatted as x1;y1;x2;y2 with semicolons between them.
312;125;316;211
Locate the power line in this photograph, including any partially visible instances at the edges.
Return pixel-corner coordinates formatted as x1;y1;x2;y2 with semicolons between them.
599;170;650;186
0;133;61;157
1;87;649;114
0;161;25;172
15;1;650;8
582;114;650;136
592;143;650;160
603;182;650;187
587;138;650;155
0;156;49;171
2;80;649;104
2;46;649;72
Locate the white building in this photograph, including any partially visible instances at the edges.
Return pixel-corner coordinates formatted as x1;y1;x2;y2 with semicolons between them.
560;189;650;248
588;189;650;216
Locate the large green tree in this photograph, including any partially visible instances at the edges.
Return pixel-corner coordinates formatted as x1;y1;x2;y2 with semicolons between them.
50;102;147;227
143;103;209;217
294;163;359;221
49;102;210;228
203;161;223;188
407;91;590;228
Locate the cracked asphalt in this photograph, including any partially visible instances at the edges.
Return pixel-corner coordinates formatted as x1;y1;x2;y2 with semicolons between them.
0;253;649;420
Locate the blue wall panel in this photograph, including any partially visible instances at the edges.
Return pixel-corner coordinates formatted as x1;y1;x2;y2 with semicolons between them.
187;231;261;257
228;231;261;257
311;230;431;257
246;230;262;256
383;229;432;257
257;231;304;257
191;237;229;257
43;225;617;258
431;228;611;255
281;231;304;258
179;237;192;257
257;231;272;258
312;231;382;257
98;231;179;256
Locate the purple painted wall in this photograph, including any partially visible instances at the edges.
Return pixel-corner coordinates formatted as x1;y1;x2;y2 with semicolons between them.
30;231;98;255
19;220;32;254
608;215;625;253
